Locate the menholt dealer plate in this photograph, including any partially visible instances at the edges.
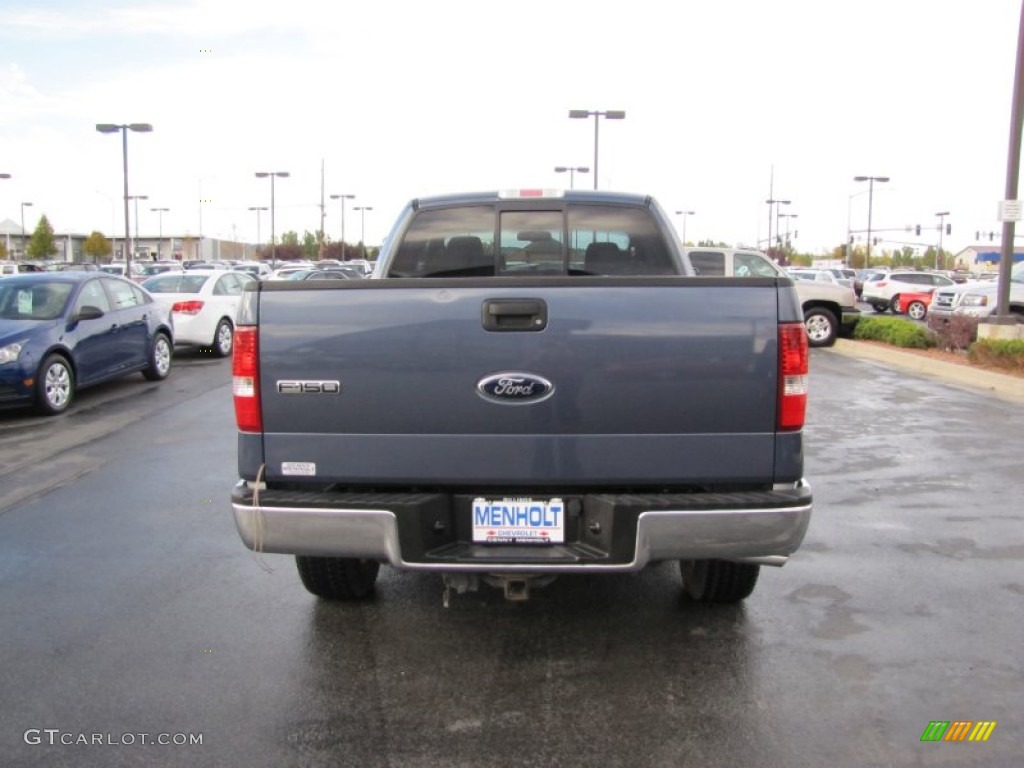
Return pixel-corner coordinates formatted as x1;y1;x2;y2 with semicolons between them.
472;497;565;544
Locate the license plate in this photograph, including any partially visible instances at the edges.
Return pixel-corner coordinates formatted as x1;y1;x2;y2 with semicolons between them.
472;497;565;544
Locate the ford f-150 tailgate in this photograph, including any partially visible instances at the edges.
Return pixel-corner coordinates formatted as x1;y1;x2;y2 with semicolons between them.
242;277;799;488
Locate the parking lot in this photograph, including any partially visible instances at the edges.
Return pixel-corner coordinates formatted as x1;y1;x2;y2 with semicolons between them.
0;346;1021;767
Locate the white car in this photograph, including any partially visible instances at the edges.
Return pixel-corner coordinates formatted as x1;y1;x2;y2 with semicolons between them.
861;270;955;313
140;270;255;356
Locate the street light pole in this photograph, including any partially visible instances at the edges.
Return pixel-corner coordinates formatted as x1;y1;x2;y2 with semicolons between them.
127;195;148;258
248;206;267;258
554;166;590;189
568;109;626;190
353;206;373;260
674;210;696;244
96;122;153;278
151;207;169;260
255;171;289;268
853;175;890;268
20;201;33;258
935;211;950;270
330;194;355;259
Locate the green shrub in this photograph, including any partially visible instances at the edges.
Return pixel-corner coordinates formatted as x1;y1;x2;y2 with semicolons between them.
968;338;1024;374
853;316;933;348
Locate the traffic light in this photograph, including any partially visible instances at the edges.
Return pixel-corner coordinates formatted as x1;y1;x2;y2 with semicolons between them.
976;231;980;240
946;223;951;235
915;224;921;236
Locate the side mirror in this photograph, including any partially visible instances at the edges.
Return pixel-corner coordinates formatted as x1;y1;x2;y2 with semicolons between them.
75;305;105;321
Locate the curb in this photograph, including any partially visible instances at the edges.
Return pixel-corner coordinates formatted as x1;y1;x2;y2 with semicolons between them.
827;339;1024;404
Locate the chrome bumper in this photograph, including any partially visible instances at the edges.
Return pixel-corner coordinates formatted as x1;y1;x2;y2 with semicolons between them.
232;482;813;572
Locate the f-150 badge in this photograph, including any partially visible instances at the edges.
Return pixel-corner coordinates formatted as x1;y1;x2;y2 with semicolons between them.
477;373;554;404
277;380;341;394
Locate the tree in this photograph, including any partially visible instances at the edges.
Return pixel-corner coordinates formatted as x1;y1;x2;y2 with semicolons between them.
83;231;112;262
27;214;58;259
302;231;318;260
0;241;8;260
280;230;300;247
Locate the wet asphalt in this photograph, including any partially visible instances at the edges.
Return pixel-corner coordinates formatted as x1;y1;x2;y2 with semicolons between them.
0;347;1021;767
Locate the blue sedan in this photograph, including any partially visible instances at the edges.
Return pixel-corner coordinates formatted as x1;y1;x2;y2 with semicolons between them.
0;272;174;415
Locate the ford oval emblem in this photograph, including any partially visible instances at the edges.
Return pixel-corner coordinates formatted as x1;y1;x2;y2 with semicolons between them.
477;372;554;404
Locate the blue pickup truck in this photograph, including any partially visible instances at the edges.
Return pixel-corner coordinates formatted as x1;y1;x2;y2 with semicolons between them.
230;190;813;605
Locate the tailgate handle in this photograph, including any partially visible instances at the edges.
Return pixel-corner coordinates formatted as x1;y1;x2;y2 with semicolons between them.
481;298;548;332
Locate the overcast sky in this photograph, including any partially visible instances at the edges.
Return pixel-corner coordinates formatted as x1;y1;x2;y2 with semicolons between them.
1;0;1022;258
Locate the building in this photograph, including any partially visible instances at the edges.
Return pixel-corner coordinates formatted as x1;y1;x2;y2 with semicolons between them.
952;245;1024;273
1;218;256;262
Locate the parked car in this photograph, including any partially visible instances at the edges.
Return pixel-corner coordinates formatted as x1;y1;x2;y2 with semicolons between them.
99;261;147;281
682;247;859;347
233;261;273;280
897;291;933;320
139;262;180;278
284;268;359;280
0;262;46;277
0;273;173;414
929;261;1024;322
861;270;955;313
140;270;255;357
788;267;854;290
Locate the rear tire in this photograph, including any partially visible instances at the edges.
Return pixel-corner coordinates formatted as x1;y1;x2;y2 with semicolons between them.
142;332;172;380
212;319;233;358
295;556;380;600
803;307;838;348
906;300;928;321
870;302;888;314
36;354;74;415
680;559;760;603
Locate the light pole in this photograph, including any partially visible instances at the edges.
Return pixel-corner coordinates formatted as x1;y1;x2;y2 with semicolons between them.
853;175;889;268
330;193;355;258
674;210;696;244
151;207;168;260
765;199;790;255
935;211;950;270
96;122;153;277
568;109;626;190
554;166;589;189
248;206;267;258
127;195;148;259
20;201;33;258
255;171;289;267
353;206;373;260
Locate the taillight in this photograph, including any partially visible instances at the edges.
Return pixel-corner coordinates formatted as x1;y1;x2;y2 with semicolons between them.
232;326;261;433
172;300;204;315
778;323;808;431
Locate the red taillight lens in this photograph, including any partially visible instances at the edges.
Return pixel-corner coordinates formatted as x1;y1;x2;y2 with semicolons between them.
778;323;809;431
232;326;261;433
171;300;204;315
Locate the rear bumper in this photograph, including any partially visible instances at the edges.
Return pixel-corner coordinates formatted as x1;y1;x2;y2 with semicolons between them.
231;481;813;571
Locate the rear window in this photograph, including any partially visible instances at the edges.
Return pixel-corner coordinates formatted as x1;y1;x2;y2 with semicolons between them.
388;205;677;277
